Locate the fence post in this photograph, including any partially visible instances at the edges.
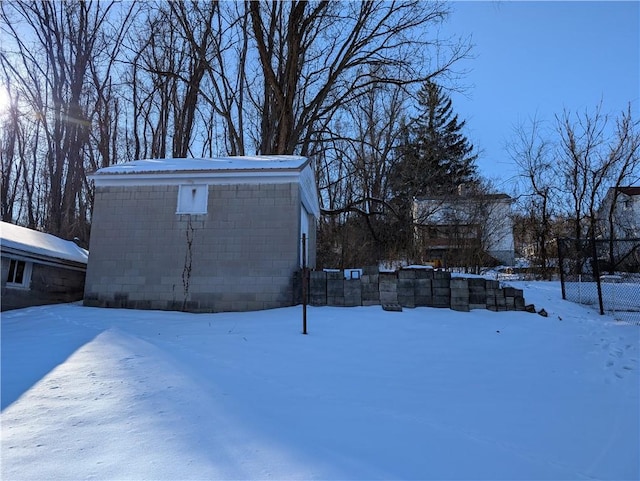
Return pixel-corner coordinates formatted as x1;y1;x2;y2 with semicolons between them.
558;238;566;300
591;236;604;315
578;274;582;304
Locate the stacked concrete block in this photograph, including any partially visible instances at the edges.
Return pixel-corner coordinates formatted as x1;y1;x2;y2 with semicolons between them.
450;278;470;312
362;265;380;276
413;269;434;307
485;279;500;311
378;271;398;305
502;286;526;311
514;289;526;311
397;269;416;308
484;281;527;312
432;270;451;308
302;267;529;314
344;279;362;307
468;277;487;310
495;287;507;312
309;270;327;306
495;292;507;311
503;286;517;310
326;270;344;306
361;273;380;306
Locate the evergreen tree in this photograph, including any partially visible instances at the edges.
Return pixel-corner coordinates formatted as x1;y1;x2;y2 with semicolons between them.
391;81;478;198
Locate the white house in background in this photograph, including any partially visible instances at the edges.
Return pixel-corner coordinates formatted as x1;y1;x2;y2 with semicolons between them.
598;186;640;238
1;222;88;311
413;192;515;267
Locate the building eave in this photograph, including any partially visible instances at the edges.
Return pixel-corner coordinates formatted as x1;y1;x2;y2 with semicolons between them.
1;246;87;272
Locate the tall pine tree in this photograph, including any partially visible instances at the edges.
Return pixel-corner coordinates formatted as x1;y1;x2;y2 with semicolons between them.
391;81;478;198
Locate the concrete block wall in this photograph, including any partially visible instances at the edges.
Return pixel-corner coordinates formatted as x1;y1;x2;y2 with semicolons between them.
432;270;451;308
450;278;470;312
397;269;415;308
305;268;526;312
85;182;304;312
379;272;398;305
361;273;380;306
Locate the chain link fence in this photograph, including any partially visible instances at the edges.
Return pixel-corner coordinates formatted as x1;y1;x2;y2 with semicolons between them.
558;237;640;324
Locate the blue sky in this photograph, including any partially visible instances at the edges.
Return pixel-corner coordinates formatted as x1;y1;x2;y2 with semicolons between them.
439;1;640;189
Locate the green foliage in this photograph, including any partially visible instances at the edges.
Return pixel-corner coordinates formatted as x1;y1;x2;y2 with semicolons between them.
390;80;478;199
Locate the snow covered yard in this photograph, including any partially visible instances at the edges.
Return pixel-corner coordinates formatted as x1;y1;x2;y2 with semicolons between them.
1;282;638;480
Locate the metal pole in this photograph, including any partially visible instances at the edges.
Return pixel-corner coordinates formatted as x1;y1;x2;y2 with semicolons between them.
558;238;567;300
302;233;308;335
591;236;605;315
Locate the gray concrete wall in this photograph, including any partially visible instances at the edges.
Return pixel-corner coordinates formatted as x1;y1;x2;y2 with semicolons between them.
2;257;86;311
304;268;526;312
85;182;310;312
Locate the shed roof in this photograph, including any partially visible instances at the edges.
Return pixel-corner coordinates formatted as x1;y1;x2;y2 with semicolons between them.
1;222;88;265
615;186;640;196
93;155;310;176
91;155;321;218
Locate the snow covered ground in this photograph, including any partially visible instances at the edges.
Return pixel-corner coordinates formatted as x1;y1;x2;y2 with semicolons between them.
1;281;638;480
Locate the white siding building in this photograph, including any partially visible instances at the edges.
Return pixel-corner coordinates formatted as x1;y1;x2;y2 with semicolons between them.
413;193;515;267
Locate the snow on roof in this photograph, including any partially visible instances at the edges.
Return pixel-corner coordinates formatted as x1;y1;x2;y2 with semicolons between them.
91;155;321;219
93;155;310;176
0;222;88;265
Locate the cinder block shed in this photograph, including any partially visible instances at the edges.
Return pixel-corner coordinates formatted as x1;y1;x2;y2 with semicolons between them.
84;155;320;312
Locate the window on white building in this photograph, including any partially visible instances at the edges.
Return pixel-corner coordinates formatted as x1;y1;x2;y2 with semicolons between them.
6;259;31;289
177;184;208;214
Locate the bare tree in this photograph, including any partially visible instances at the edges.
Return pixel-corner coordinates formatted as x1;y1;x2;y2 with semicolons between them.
512;102;640;276
0;78;22;222
557;105;610;244
314;77;411;267
508;116;557;277
128;6;182;160
554;102;640;279
2;0;469;257
199;2;251;156
597;106;640;272
602;107;640;221
167;1;220;158
248;0;469;155
1;1;134;240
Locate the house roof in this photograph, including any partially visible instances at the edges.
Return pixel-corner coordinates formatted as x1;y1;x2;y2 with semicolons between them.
92;155;310;176
0;222;88;265
615;186;640;196
415;193;512;202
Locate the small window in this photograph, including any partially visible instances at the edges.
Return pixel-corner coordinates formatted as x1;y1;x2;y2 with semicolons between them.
177;184;208;214
6;259;31;289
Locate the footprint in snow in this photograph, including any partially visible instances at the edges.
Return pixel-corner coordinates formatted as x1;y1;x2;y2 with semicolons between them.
609;348;624;358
